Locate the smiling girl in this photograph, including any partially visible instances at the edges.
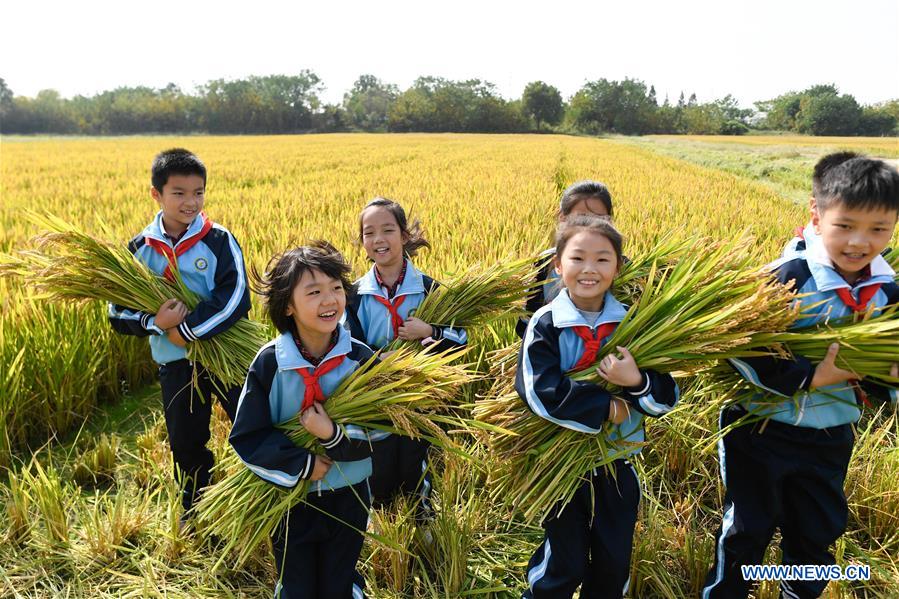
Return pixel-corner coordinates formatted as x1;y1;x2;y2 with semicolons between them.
345;196;467;517
516;215;679;599
229;242;387;599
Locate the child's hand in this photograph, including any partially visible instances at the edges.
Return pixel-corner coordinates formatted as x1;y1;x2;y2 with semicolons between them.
811;343;859;389
155;299;188;330
167;327;188;347
608;398;630;424
309;455;333;481
596;346;643;388
398;317;432;341
380;350;396;359
300;403;335;440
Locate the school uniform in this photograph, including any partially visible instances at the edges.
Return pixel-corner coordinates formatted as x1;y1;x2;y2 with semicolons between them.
344;259;467;513
230;327;388;599
108;210;250;511
781;223;818;260
517;289;679;599
703;236;899;599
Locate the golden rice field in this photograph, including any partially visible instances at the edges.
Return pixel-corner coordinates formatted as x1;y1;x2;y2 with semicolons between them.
1;133;897;598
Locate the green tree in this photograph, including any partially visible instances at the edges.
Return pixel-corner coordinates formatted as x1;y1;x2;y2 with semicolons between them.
343;74;399;131
857;105;897;136
522;81;563;130
796;92;861;135
566;78;657;134
388;77;524;133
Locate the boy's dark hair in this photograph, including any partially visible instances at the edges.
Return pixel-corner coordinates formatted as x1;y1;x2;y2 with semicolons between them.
817;157;899;215
252;241;353;336
555;215;625;270
151;148;207;193
812;152;859;200
559;180;614;219
359;197;431;258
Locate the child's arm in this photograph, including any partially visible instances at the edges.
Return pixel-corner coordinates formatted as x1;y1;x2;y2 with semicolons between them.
108;238;186;336
400;277;467;352
300;402;391;462
176;228;251;344
229;348;322;487
108;302;163;336
729;340;862;397
515;317;612;432
596;346;679;417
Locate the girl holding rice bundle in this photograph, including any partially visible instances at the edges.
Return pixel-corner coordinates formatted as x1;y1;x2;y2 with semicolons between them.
516;215;679;599
345;197;468;518
229;241;388;599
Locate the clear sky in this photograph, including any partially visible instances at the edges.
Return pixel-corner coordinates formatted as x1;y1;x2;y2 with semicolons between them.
3;0;897;108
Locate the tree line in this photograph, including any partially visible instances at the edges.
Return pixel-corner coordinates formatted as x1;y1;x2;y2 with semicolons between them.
1;73;896;136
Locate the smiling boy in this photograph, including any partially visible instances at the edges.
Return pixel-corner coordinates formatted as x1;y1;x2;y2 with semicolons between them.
704;156;899;599
108;148;251;523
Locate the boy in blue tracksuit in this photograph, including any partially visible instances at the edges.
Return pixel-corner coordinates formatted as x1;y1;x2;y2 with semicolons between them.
704;157;899;599
108;148;250;515
344;197;467;514
517;216;679;599
230;242;388;599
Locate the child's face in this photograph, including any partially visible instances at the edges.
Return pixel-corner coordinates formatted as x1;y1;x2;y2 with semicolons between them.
151;174;205;233
286;268;346;340
813;202;897;280
561;198;610;221
361;206;406;268
555;230;619;309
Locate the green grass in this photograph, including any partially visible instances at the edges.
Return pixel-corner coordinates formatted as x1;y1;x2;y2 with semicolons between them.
621;138;820;204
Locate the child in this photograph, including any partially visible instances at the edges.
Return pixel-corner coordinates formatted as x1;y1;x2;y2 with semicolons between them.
516;180;614;338
704;157;899;599
108;148;250;518
344;196;467;515
782;152;859;259
230;242;386;599
517;215;679;598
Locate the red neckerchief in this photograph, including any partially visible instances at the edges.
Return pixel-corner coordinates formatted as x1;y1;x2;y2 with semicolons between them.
834;265;879;314
145;212;213;282
293;330;343;412
570;323;618;372
373;260;408;337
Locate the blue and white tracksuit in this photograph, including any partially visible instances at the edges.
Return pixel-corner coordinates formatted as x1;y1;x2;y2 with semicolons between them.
345;259;467;512
230;327;389;599
108;211;251;510
703;239;899;599
518;289;679;599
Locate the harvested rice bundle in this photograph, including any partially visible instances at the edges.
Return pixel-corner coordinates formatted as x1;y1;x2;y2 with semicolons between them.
696;304;899;425
476;235;799;523
0;214;265;388
387;256;540;349
193;347;477;569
